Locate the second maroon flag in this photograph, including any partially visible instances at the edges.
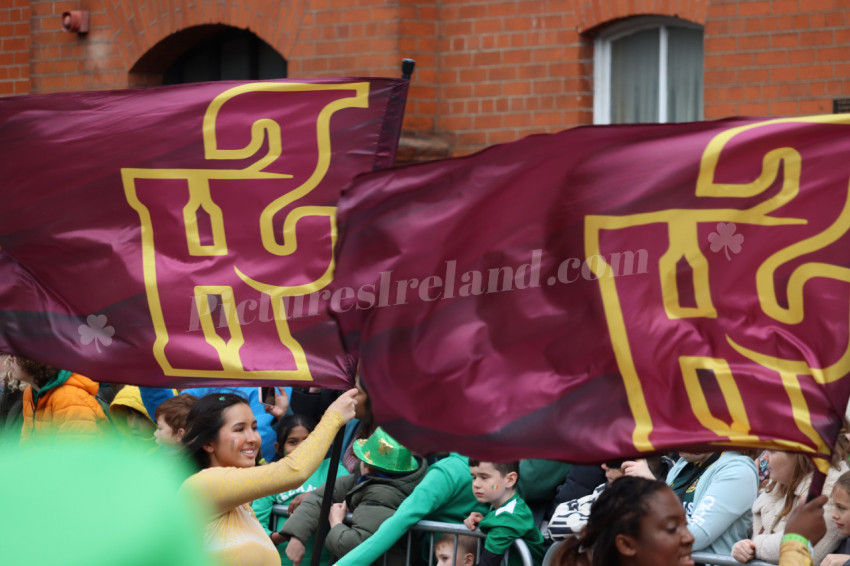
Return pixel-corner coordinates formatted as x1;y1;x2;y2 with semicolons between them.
0;77;407;388
332;115;850;463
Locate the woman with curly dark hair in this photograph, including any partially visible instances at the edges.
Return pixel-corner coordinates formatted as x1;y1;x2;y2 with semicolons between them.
0;355;27;434
1;354;108;443
554;476;695;566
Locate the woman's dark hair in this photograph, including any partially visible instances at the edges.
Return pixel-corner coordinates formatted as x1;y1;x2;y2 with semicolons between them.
554;476;670;566
181;392;251;471
275;413;317;457
354;371;375;433
15;356;60;388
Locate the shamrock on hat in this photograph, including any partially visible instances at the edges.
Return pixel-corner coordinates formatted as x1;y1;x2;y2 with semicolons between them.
353;427;418;474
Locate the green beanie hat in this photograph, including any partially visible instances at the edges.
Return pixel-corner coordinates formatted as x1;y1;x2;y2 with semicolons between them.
353;427;418;474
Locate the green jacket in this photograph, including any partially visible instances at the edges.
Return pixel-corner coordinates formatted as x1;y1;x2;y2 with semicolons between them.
480;493;547;566
282;456;428;565
518;459;573;504
335;453;488;566
251;458;348;566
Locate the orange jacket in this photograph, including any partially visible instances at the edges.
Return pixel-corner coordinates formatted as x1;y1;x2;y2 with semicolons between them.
21;372;109;444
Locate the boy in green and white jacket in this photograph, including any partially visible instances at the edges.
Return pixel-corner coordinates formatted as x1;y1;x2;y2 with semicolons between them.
463;459;546;566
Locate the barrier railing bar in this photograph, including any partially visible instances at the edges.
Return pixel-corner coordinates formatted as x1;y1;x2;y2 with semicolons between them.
411;520;533;566
692;552;773;566
269;508;572;566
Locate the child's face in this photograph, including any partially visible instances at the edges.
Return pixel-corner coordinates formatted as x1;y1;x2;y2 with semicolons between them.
126;409;155;439
470;462;516;507
435;544;473;566
154;416;179;446
765;450;794;485
282;425;310;456
832;487;850;536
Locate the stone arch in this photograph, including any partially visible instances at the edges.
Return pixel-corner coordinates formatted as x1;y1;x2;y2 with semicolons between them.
570;0;709;34
105;0;306;75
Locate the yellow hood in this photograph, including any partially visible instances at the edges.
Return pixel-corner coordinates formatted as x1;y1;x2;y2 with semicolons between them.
109;385;152;422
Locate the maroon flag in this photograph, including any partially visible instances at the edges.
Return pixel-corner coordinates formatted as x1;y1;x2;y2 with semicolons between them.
0;77;407;388
332;116;850;463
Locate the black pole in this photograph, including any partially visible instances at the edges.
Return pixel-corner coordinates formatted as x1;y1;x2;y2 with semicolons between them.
805;424;842;502
310;423;347;566
402;58;416;80
807;465;826;502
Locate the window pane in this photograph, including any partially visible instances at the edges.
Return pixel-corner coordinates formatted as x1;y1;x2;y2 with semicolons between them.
667;27;704;122
610;29;660;123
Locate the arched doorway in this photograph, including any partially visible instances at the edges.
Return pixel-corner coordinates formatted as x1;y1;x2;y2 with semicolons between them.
130;25;286;86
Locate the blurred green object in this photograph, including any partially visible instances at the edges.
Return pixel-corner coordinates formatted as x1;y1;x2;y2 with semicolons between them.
518;459;573;502
0;432;213;566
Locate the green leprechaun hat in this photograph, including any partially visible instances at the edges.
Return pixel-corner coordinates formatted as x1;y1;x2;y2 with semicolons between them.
353;427;418;474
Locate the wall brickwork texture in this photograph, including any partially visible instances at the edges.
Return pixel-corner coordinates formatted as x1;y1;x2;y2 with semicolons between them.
702;1;850;118
0;0;31;96
4;0;850;157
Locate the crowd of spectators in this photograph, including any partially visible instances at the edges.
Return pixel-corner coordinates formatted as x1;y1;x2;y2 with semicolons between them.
2;352;849;566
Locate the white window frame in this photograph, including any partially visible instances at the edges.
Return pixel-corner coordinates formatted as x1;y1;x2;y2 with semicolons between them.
593;17;703;125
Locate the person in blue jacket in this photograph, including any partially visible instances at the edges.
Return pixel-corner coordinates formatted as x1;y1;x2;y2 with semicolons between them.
139;385;288;464
624;450;758;556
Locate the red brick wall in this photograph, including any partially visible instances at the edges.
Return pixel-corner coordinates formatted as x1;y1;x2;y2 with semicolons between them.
435;1;586;156
0;0;30;96
287;0;399;77
28;1;131;93
8;0;850;157
703;1;850;119
433;0;710;155
573;0;709;31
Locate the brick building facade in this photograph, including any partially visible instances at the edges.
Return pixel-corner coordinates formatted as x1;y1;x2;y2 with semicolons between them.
2;0;849;159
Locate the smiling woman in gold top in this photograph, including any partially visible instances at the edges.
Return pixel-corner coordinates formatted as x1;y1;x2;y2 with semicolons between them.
180;389;358;566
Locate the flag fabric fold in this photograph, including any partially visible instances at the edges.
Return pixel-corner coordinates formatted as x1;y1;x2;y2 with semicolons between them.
0;77;408;388
331;115;850;463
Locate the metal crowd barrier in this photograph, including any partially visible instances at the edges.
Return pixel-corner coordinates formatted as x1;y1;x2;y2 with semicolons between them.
541;543;774;566
271;507;534;566
270;503;289;531
273;505;771;566
692;553;773;566
410;519;534;566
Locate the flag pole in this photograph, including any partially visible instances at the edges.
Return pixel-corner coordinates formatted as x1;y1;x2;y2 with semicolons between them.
310;411;346;566
807;464;826;502
310;60;415;565
806;425;844;502
402;58;416;80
